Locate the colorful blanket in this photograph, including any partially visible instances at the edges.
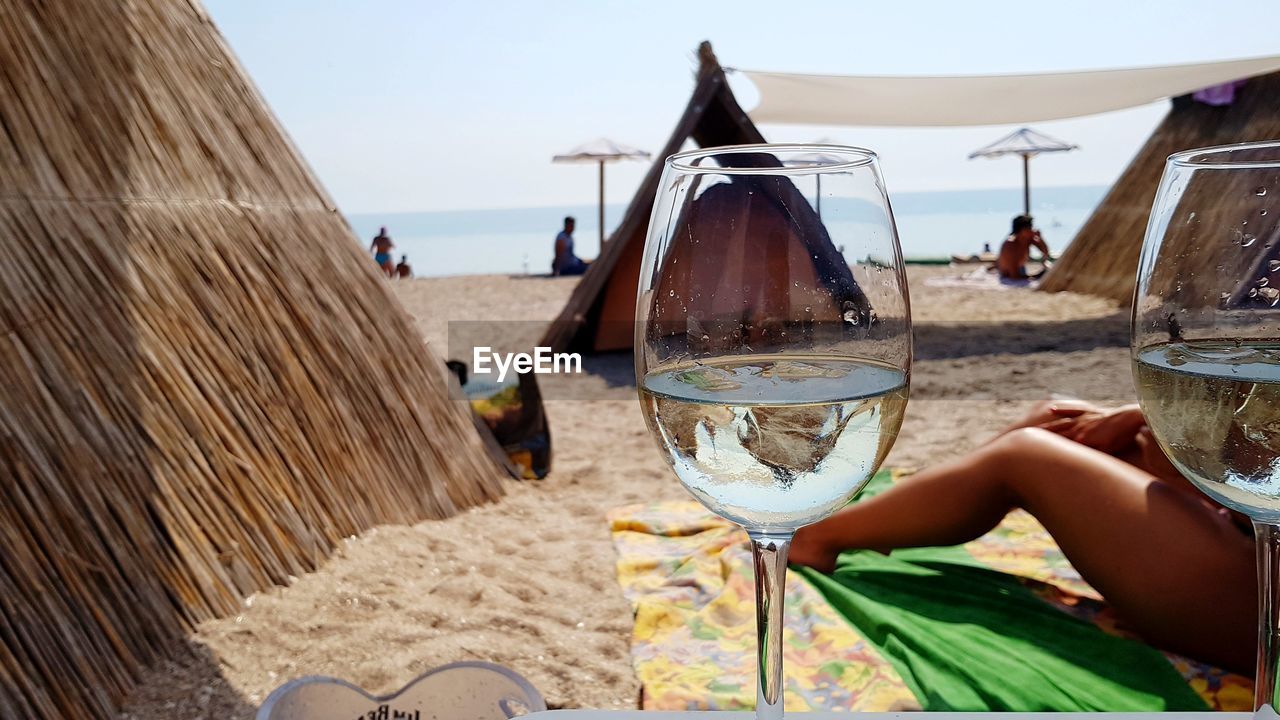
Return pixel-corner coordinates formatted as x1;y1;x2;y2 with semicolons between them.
607;470;1252;712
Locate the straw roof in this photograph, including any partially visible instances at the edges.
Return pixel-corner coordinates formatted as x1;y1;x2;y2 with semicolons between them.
0;1;503;717
1040;72;1280;301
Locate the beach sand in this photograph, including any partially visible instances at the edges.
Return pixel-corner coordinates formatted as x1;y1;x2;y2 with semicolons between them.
119;266;1127;718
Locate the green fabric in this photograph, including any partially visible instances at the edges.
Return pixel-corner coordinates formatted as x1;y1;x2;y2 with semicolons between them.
793;471;1209;712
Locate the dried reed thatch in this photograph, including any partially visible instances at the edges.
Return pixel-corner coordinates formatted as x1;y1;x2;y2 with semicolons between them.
0;1;503;717
1040;72;1280;302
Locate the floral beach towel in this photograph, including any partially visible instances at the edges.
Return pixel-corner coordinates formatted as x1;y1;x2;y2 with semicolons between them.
607;470;1252;712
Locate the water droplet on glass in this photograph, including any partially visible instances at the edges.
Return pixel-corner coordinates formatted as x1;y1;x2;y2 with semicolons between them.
1258;187;1269;196
1243;234;1258;247
1270;260;1280;272
1250;287;1260;298
804;306;812;313
843;309;860;325
1263;209;1270;216
668;290;675;297
1220;291;1232;301
1262;287;1280;305
1258;277;1271;287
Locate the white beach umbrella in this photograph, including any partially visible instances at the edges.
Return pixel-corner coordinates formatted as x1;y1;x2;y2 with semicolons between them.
782;139;848;217
969;127;1078;216
553;138;650;248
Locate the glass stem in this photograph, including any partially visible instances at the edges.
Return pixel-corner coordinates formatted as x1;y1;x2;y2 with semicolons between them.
749;532;792;720
1256;520;1280;710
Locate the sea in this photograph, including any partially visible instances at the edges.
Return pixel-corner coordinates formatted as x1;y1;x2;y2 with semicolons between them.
349;185;1107;278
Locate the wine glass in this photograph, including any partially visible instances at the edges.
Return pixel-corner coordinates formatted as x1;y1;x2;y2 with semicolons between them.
634;144;911;718
1131;139;1280;709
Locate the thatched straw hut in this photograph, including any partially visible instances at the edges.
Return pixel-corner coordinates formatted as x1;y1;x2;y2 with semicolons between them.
0;1;503;717
541;42;769;354
1040;72;1280;302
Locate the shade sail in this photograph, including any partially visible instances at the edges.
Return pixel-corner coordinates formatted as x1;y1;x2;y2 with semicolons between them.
741;54;1280;127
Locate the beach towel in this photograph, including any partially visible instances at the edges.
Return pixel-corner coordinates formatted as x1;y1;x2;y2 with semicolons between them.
607;470;1252;712
923;267;1039;291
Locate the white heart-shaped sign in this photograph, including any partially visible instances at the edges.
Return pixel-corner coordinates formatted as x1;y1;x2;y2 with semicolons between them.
257;661;546;720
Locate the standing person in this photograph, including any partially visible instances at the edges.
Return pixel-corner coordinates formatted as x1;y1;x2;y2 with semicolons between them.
996;215;1051;280
551;216;589;276
395;254;413;279
370;226;395;277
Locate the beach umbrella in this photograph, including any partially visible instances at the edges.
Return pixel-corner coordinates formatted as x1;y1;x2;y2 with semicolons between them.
968;127;1078;215
553;137;650;248
782;139;847;218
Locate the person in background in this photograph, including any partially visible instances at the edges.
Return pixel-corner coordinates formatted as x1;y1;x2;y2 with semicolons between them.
552;216;589;276
996;215;1051;280
395;254;413;279
370;226;395;277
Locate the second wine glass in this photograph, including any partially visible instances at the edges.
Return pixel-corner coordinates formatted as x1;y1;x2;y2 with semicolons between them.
1132;140;1280;710
634;144;912;718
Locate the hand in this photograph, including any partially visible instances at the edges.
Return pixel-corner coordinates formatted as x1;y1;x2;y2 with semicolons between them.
790;524;839;574
1040;404;1145;456
1034;402;1102;436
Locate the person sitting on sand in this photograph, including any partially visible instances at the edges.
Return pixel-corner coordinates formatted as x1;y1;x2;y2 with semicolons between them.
395;254;413;279
552;216;589;277
370;227;395;277
790;399;1254;674
996;215;1051;280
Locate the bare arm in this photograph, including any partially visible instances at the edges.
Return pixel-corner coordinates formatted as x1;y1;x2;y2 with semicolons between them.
1032;231;1050;259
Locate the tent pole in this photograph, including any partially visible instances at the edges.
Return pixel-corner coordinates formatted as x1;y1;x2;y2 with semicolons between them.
1022;154;1031;216
598;160;606;250
816;175;822;218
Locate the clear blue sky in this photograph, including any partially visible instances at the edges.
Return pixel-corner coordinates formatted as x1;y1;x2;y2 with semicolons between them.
205;0;1280;214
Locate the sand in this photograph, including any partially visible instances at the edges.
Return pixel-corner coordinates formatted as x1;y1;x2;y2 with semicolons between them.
118;266;1128;718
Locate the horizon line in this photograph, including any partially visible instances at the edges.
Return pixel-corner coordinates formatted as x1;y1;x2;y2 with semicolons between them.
345;182;1110;218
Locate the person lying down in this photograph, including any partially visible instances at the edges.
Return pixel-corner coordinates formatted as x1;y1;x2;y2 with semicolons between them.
790;399;1255;674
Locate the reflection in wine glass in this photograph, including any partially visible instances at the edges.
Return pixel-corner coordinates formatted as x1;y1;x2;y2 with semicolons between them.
635;144;911;718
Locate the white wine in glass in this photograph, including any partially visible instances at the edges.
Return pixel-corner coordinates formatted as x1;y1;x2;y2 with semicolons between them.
1131;140;1280;708
635;145;911;718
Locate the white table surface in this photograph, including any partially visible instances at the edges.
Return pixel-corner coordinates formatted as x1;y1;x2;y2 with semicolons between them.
524;707;1254;712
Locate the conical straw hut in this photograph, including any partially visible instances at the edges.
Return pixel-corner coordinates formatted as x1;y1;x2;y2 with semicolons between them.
541;42;763;354
1040;71;1280;301
0;1;503;717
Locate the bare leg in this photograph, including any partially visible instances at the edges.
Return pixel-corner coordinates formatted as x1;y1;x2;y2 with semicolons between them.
792;427;1255;672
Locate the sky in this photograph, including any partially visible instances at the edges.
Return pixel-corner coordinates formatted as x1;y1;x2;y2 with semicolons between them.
204;1;1280;215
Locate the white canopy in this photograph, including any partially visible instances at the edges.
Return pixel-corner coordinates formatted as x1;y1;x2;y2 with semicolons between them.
740;54;1280;127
